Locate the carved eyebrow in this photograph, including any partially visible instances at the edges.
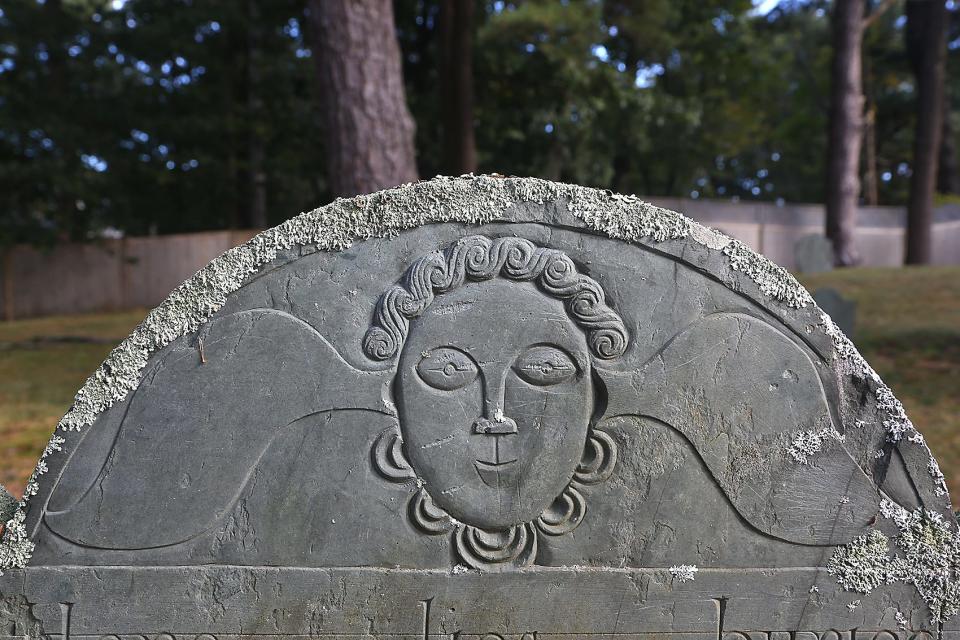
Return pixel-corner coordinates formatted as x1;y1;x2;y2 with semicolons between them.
425;362;474;372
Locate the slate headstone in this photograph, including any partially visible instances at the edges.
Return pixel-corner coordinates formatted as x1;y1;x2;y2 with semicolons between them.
795;233;835;273
814;286;857;340
0;176;956;637
0;486;15;526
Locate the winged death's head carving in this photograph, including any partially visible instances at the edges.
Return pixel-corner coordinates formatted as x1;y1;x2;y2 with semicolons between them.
365;235;627;537
37;228;913;572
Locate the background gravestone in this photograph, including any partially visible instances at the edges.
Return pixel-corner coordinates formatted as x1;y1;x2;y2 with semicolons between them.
1;176;957;638
795;233;836;274
814;287;857;339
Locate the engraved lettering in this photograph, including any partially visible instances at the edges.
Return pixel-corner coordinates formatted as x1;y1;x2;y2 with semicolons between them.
420;598;433;640
59;603;72;640
721;632;921;640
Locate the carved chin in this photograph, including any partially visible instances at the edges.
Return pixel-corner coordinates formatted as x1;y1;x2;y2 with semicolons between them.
371;424;619;570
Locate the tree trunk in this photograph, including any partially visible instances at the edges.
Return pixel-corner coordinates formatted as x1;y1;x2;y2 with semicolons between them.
246;0;268;229
439;0;477;175
905;0;948;264
863;103;879;206
308;0;418;197
824;0;866;266
43;0;79;241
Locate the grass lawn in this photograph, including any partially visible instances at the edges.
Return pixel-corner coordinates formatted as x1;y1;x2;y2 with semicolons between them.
0;266;958;500
800;265;960;498
0;309;147;496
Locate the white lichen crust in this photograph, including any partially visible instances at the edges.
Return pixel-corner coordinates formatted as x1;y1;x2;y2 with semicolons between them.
829;500;960;623
669;564;698;583
722;239;814;308
0;175;952;621
788;427;845;464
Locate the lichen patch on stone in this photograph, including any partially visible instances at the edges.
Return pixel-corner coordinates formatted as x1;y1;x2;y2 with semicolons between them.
788;427;845;464
669;564;698;583
722;239;814;308
0;485;16;525
828;529;893;593
829;500;960;623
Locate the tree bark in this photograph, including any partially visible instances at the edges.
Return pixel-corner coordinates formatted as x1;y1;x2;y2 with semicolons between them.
863;103;879;206
43;0;80;241
824;0;866;266
246;0;268;229
439;0;477;175
308;0;418;198
905;0;948;264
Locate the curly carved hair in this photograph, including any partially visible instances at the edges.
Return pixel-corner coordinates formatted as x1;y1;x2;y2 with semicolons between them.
363;235;629;361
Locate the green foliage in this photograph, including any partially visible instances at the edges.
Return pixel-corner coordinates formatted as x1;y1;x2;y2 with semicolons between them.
0;0;323;244
461;0;824;199
1;0;958;242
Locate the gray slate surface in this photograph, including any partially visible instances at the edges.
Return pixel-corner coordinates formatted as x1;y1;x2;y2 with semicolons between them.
0;176;955;638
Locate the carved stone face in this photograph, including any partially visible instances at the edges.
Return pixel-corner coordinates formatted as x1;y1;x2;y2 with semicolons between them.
397;279;593;530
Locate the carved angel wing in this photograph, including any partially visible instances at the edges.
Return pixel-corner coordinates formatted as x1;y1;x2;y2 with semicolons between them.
43;309;392;550
600;312;883;546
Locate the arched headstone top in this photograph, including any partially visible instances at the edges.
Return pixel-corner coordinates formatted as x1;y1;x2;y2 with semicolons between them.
0;175;957;632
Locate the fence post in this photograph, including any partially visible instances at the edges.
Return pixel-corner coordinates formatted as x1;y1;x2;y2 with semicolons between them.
119;236;128;311
2;249;14;322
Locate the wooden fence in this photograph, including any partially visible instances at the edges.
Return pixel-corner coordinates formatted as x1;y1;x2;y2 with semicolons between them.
1;230;258;321
2;199;959;320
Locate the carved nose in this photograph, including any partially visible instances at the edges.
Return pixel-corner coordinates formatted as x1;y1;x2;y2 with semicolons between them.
473;417;518;435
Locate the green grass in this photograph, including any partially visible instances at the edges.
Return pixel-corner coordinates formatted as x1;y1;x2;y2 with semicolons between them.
0;266;957;499
0;309;147;496
801;266;960;498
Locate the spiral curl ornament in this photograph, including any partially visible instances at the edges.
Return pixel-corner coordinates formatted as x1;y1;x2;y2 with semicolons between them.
371;426;416;482
409;490;455;534
363;235;629;361
455;523;538;571
536;486;587;536
574;429;618;485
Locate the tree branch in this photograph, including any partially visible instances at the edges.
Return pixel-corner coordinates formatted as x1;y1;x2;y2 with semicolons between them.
863;0;899;29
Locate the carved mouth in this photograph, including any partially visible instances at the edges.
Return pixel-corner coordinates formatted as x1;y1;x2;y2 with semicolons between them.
474;459;518;487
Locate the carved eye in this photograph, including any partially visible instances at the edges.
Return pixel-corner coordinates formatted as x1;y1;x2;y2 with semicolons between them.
513;345;578;386
416;347;479;391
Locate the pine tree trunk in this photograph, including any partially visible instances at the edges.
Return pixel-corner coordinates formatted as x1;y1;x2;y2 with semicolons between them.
44;0;80;241
247;0;268;229
824;0;866;266
905;0;948;264
439;0;477;175
308;0;418;197
863;104;879;206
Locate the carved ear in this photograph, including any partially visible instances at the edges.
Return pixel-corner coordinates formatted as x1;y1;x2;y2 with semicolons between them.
44;309;394;550
599;312;880;546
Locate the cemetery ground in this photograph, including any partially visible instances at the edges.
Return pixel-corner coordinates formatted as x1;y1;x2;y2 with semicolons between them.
0;265;958;500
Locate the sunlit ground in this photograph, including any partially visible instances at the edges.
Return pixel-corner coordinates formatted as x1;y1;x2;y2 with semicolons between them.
0;266;958;501
0;309;147;496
